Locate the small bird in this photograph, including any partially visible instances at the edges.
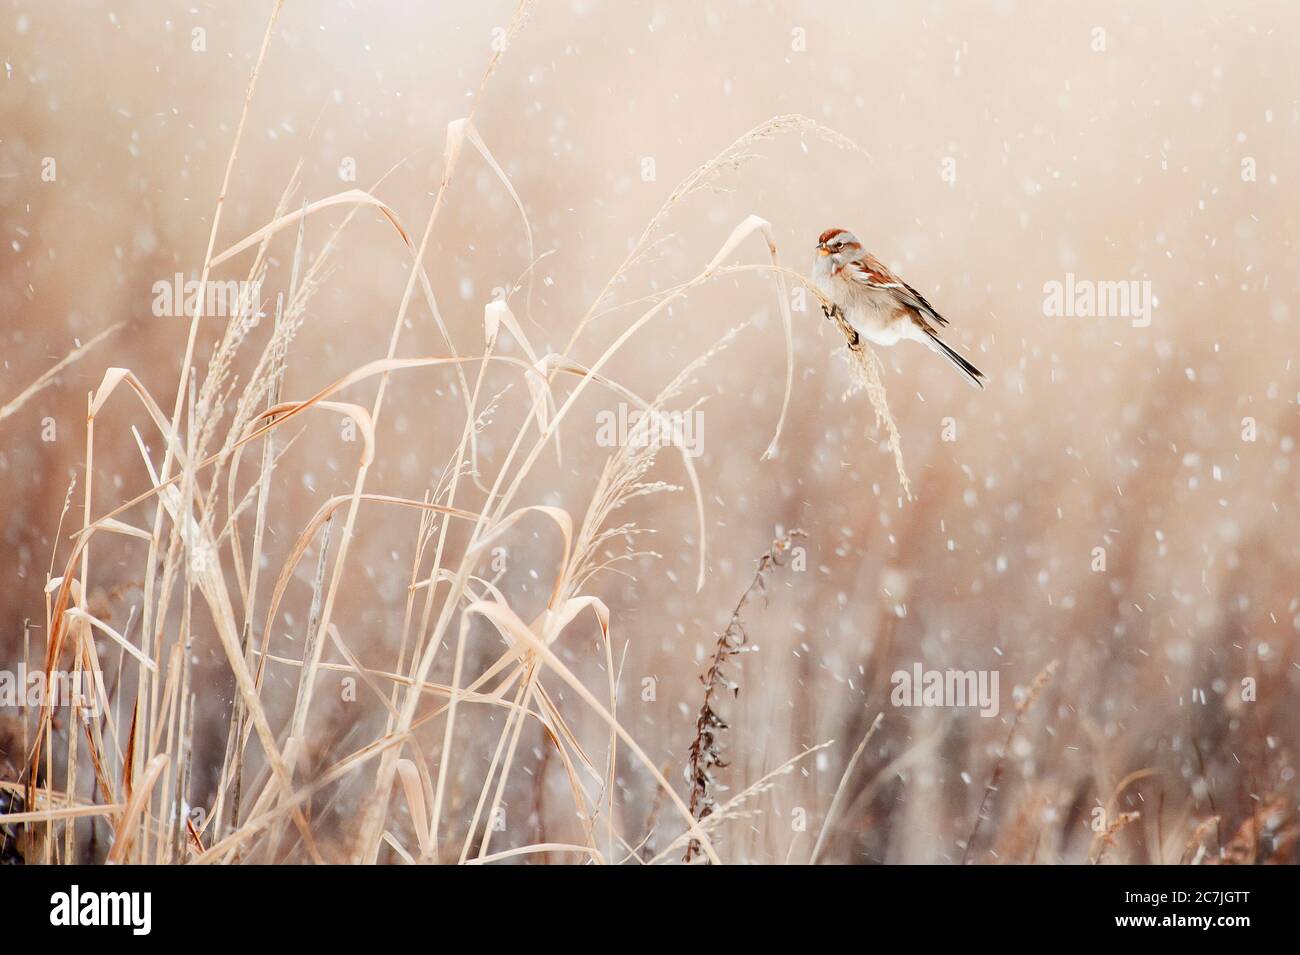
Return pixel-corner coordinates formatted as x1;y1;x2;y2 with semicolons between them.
813;228;985;389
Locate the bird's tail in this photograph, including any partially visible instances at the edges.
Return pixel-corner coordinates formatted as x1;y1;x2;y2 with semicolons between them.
926;333;986;390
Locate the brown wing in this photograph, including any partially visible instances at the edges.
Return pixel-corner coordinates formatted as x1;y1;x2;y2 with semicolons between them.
844;253;950;329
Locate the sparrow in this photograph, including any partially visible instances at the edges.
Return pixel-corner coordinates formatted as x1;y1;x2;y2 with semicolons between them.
813;228;986;389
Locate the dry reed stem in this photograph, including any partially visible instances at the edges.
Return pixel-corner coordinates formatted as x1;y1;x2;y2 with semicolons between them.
685;529;806;862
961;660;1059;864
0;323;123;426
809;711;885;864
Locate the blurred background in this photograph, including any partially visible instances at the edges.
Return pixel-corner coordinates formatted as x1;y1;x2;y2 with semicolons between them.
1;0;1297;862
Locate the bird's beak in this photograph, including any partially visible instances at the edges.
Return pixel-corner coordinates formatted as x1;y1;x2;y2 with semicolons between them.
816;246;830;257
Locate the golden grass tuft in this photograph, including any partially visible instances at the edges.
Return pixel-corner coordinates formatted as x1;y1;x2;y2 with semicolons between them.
1;0;914;866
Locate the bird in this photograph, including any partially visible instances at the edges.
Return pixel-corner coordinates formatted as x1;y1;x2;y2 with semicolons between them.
813;227;986;389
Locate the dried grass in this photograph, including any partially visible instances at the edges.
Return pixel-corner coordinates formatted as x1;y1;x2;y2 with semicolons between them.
3;0;883;866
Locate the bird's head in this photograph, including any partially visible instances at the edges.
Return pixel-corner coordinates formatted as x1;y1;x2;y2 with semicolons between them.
816;228;862;264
